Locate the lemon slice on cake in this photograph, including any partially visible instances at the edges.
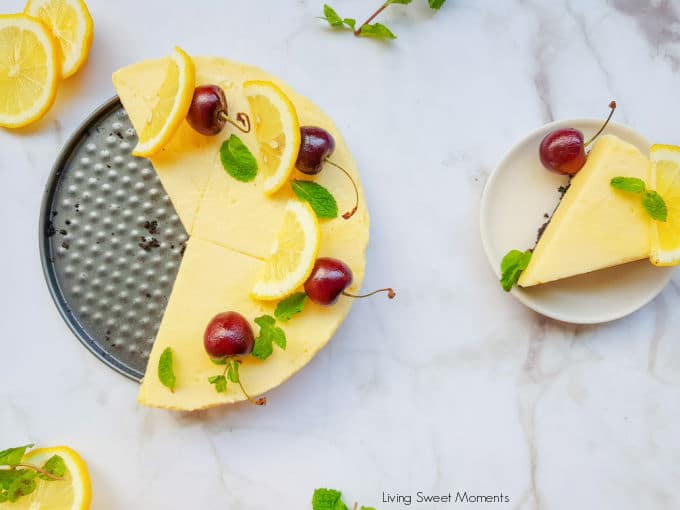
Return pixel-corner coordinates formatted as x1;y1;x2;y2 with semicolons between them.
132;46;195;157
252;200;320;300
244;80;301;194
4;446;92;510
24;0;94;78
0;14;60;128
649;144;680;266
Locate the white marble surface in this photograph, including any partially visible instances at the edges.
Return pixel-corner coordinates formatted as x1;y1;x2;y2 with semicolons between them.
2;0;680;508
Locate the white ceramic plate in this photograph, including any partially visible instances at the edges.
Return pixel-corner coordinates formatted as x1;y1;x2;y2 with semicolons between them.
480;119;675;324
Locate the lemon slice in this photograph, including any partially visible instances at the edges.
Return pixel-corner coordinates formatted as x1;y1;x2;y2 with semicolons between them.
252;200;320;300
244;80;301;194
649;144;680;266
24;0;94;78
132;46;195;157
3;446;92;510
0;14;60;128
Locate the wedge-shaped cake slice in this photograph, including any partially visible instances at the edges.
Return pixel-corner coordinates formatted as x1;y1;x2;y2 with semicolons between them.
519;134;650;287
140;237;361;410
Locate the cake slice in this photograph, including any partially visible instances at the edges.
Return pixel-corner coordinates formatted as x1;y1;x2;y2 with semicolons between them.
519;134;650;287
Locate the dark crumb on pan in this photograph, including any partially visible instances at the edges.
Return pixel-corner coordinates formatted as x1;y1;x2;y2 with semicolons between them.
143;220;159;235
46;221;56;237
536;178;573;243
61;241;70;250
74;203;81;213
145;293;152;299
543;213;549;219
114;131;124;140
65;219;71;225
59;229;67;236
51;211;58;217
179;243;187;256
138;237;160;252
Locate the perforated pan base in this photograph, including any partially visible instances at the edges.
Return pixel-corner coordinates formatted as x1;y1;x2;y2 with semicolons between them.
40;97;187;381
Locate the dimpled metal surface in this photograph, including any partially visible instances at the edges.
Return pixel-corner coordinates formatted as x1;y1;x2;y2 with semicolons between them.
40;98;188;382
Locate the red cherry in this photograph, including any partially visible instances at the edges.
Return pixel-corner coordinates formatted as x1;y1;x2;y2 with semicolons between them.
539;128;586;175
296;126;359;219
204;311;254;359
539;101;616;175
186;85;251;136
304;258;395;306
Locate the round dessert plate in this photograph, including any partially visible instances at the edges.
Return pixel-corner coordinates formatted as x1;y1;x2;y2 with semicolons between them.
40;97;188;381
480;119;675;324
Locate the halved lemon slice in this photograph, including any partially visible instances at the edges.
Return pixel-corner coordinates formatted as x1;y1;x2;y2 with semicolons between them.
0;14;60;128
5;446;92;510
132;46;195;157
252;200;320;300
650;144;680;266
243;80;301;194
24;0;94;78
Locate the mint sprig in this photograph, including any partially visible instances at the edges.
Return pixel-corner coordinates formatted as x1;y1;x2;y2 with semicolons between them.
208;359;240;393
291;180;338;219
158;347;176;392
252;315;287;360
220;135;258;182
321;0;445;40
0;445;65;503
312;488;375;510
610;176;668;222
275;292;308;322
500;249;532;292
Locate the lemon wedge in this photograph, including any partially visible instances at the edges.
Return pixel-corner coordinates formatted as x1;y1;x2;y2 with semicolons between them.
649;144;680;266
252;200;320;300
1;446;92;510
244;80;301;194
24;0;94;78
132;46;195;157
0;14;60;128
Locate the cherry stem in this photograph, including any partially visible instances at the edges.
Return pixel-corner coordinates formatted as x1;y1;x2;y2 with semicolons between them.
229;359;267;406
325;158;359;219
219;111;251;133
355;1;390;35
343;288;396;300
584;101;616;148
12;464;64;481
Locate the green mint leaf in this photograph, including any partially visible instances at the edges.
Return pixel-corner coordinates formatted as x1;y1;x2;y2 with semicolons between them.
0;491;6;503
7;470;37;502
312;488;349;510
252;315;287;360
158;347;176;393
343;18;356;30
359;23;397;39
0;470;23;490
500;249;532;292
428;0;446;8
208;375;227;393
40;455;66;480
0;444;33;466
322;4;344;27
275;292;308;322
611;176;646;193
220;135;257;182
643;190;668;222
388;0;413;4
291;180;338;219
227;360;240;383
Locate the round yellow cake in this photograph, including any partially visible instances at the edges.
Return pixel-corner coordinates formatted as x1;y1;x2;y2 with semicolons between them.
113;57;369;410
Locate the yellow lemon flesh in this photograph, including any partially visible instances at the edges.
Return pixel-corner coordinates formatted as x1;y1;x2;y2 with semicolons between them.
24;0;93;78
132;46;195;157
0;14;60;128
650;144;680;266
244;80;301;194
0;446;92;510
252;200;320;300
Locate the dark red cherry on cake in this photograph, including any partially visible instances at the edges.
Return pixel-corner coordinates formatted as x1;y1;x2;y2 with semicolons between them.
296;126;336;175
187;85;228;136
539;101;616;176
204;311;254;359
304;258;395;306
